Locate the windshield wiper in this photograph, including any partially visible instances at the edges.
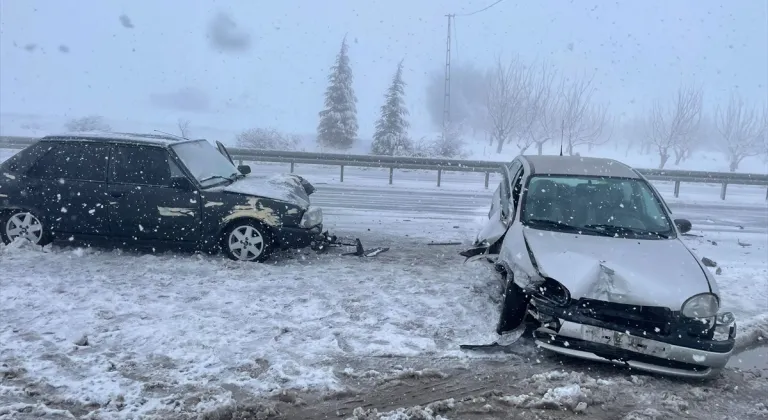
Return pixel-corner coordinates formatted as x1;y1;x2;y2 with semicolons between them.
525;219;613;236
199;175;234;184
584;224;670;239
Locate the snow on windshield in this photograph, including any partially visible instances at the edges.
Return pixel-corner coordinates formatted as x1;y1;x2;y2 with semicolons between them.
171;140;237;185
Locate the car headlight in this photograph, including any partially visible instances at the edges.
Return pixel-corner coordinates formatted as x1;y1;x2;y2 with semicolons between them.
299;207;323;228
681;293;720;318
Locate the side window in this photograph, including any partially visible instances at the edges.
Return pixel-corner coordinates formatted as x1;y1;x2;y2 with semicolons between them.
0;142;53;174
169;159;185;178
638;183;669;227
500;160;522;222
110;146;172;186
27;142;109;182
510;168;524;215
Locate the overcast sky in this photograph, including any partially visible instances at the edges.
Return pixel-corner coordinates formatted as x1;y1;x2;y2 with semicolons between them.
1;0;766;136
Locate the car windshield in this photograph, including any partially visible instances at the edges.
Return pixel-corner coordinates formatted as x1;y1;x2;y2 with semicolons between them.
171;140;240;187
521;175;674;239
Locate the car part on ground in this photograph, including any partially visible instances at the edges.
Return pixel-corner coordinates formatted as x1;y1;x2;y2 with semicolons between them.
311;231;389;257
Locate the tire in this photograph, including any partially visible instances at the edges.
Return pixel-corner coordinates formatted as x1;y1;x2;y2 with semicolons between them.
1;210;51;246
496;273;529;334
222;220;274;262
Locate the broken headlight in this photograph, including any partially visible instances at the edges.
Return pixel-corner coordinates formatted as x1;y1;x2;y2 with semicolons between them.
300;207;323;228
535;277;571;307
681;293;720;319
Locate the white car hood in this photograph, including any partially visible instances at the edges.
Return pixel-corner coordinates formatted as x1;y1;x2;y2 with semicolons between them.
522;228;712;310
222;174;310;209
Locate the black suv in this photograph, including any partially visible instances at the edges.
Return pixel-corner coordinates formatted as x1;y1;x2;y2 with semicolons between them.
0;133;323;262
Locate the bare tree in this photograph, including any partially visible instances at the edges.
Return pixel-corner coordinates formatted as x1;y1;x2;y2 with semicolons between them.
519;62;558;155
65;115;111;132
646;85;703;168
237;128;301;151
177;118;192;138
558;72;609;155
485;55;532;154
715;92;766;172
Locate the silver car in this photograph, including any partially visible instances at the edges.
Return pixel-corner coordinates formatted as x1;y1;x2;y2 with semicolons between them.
463;155;736;379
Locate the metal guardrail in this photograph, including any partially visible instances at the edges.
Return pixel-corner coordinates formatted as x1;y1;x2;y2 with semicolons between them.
2;136;767;200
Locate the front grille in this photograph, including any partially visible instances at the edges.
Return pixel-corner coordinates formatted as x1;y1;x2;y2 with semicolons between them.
576;299;674;336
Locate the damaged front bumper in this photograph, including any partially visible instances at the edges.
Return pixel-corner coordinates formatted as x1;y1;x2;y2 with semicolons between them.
531;298;737;379
276;224;325;249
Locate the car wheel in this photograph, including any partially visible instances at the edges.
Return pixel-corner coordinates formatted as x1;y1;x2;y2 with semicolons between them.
222;220;274;262
1;210;50;246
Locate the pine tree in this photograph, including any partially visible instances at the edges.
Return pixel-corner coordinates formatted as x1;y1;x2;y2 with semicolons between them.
371;60;411;156
317;37;358;149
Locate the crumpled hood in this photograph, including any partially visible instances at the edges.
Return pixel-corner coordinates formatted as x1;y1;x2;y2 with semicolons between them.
523;229;712;310
223;174;310;209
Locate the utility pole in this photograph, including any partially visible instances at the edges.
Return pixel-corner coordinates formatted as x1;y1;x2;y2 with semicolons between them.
442;14;453;137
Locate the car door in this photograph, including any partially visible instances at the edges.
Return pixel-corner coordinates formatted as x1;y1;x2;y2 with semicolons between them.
461;160;522;259
24;141;111;236
107;144;202;243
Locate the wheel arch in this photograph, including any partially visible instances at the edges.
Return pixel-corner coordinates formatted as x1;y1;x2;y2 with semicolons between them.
0;205;48;222
216;216;277;238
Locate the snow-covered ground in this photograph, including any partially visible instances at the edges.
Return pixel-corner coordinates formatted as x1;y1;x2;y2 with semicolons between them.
0;237;500;419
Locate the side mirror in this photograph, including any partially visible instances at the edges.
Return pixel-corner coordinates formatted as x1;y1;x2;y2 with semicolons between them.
674;218;692;234
238;165;251;175
171;176;193;191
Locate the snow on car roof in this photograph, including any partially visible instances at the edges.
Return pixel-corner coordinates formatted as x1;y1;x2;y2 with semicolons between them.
41;131;191;146
523;155;640;179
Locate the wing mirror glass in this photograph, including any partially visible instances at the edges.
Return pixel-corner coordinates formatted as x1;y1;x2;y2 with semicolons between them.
674;218;692;234
238;165;251;175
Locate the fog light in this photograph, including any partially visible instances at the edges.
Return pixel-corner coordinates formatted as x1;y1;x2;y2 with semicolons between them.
713;311;736;341
716;312;735;325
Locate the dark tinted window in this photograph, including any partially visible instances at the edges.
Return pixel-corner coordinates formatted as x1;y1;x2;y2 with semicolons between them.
0;142;53;174
27;142;109;181
110;146;171;186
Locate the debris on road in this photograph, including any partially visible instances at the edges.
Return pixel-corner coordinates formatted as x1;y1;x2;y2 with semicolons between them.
311;231;389;257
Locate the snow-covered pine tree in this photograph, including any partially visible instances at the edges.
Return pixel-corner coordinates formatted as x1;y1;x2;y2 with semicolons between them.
371;60;411;156
317;37;358;149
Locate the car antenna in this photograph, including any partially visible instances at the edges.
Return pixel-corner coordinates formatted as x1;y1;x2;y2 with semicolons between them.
154;129;188;141
559;119;564;156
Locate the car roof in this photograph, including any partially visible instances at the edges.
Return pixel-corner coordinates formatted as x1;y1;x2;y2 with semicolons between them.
40;132;197;147
521;155;640;179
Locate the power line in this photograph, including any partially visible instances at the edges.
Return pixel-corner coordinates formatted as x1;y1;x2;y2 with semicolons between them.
455;0;506;17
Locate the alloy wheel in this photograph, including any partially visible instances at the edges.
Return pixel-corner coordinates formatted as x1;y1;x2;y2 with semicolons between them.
227;225;265;261
5;212;44;244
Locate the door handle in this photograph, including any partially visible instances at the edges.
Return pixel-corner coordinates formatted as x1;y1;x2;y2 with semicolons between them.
109;192;124;198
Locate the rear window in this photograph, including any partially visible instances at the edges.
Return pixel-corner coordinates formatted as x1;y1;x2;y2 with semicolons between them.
0;142;52;174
